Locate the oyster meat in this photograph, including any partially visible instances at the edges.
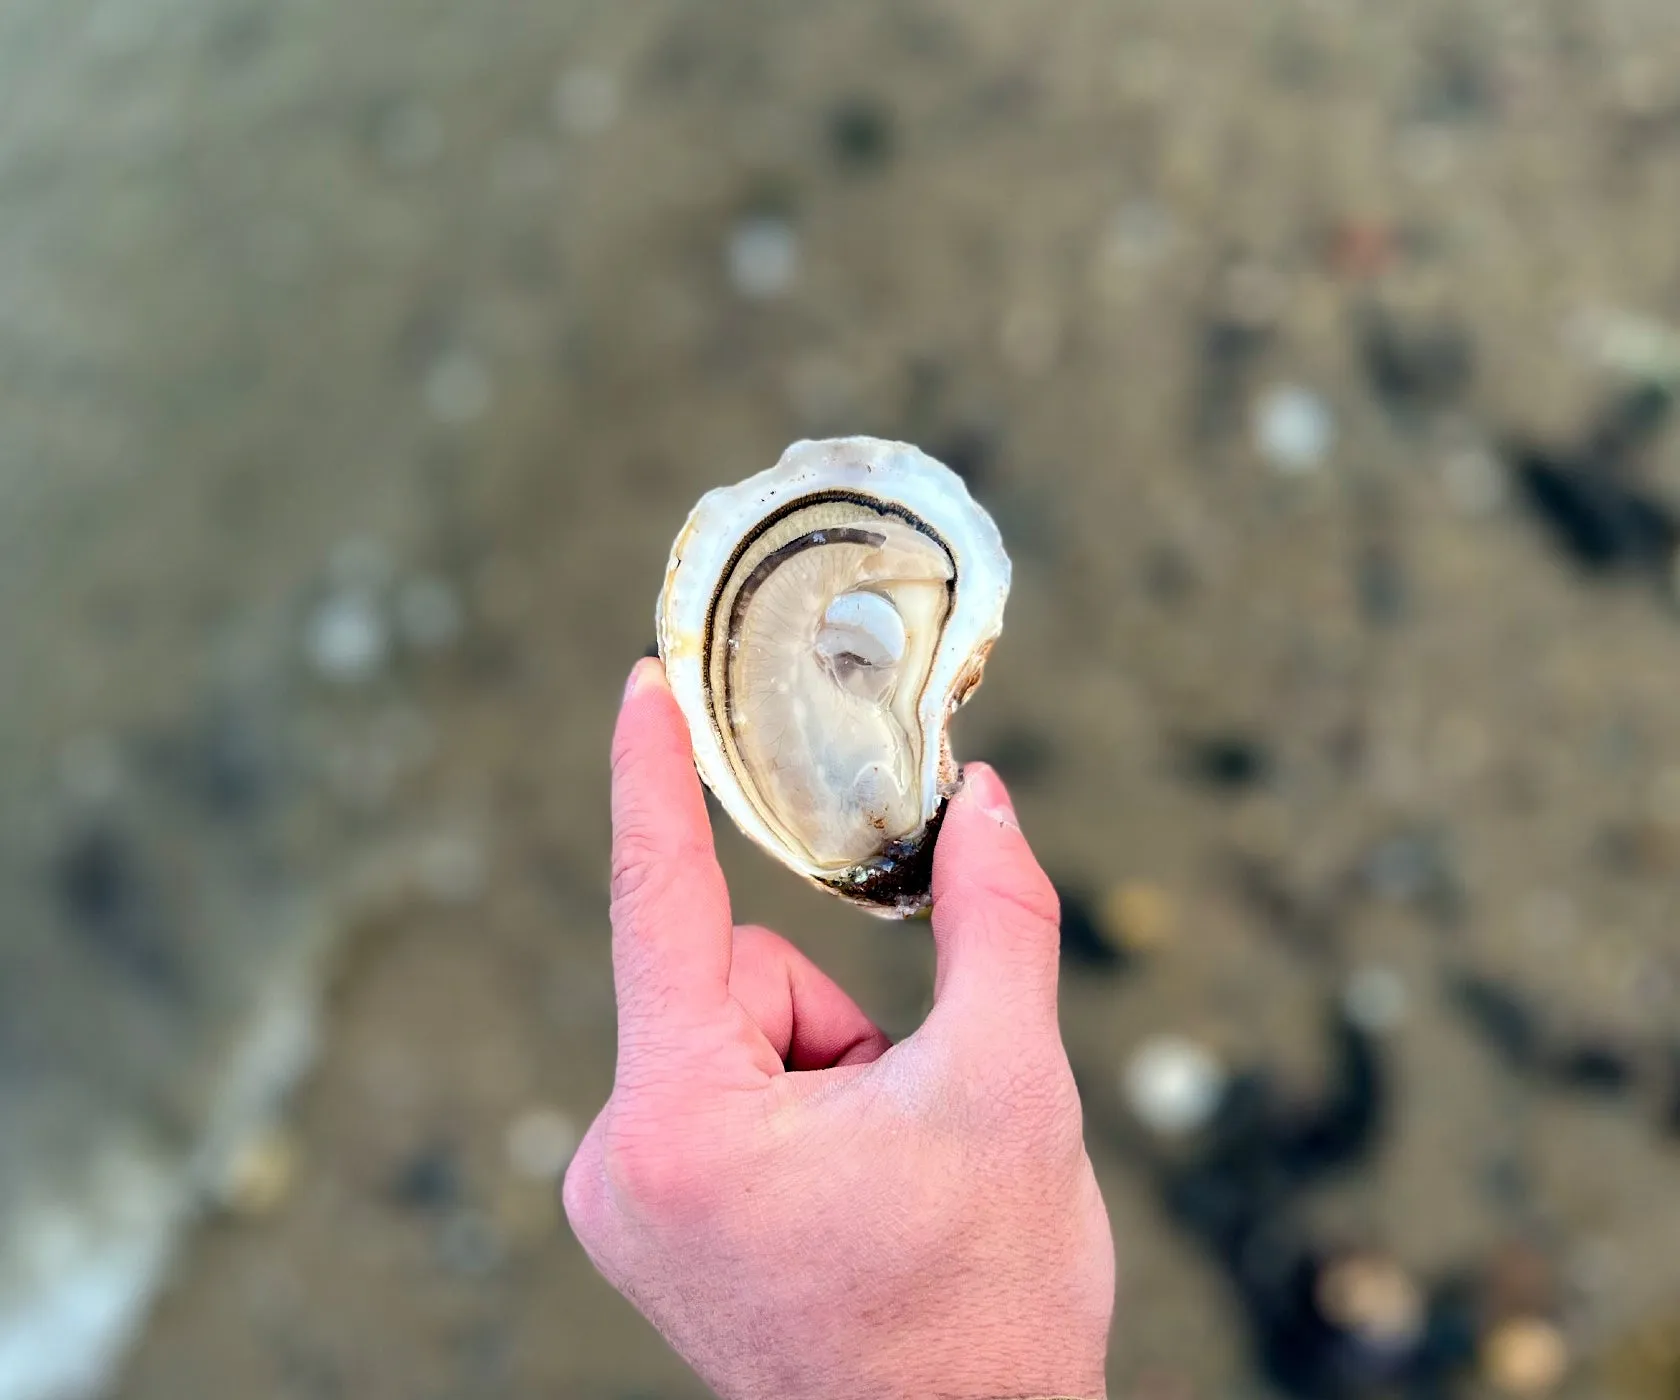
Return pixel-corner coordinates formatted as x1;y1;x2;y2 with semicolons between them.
656;437;1011;916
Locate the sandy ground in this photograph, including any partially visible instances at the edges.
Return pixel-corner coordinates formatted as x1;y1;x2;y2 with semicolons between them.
5;2;1680;1397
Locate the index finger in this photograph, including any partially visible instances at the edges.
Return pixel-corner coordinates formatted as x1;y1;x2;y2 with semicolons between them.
609;657;733;1048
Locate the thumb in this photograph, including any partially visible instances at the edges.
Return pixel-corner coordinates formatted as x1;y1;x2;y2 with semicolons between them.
928;763;1062;1037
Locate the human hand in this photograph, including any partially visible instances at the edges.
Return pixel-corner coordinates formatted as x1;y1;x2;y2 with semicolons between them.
562;657;1114;1400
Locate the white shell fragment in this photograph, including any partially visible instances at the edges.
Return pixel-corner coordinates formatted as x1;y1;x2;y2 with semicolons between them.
1122;1035;1228;1138
657;438;1012;916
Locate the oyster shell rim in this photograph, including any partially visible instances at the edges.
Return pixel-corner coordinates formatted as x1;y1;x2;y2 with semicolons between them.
655;436;1011;917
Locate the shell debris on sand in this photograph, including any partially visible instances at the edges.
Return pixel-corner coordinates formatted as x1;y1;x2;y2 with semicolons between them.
1254;384;1334;473
304;590;389;685
727;217;800;299
1122;1034;1228;1138
504;1108;580;1182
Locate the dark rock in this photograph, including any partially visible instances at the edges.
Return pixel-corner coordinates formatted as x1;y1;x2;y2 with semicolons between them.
1141;1004;1400;1398
53;824;182;994
1193;315;1273;443
1552;1039;1641;1095
1414;1274;1483;1387
1506;383;1678;577
1361;828;1464;928
1511;448;1677;574
1185;733;1274;791
1243;1244;1434;1400
1453;976;1656;1104
1583;382;1674;466
1159;1006;1388;1247
1056;885;1129;972
1275;1013;1386;1181
828;96;896;171
1449;975;1544;1072
389;1142;463;1212
1358;308;1475;420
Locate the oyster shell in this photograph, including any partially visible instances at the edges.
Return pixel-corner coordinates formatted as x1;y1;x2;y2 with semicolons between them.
656;437;1011;916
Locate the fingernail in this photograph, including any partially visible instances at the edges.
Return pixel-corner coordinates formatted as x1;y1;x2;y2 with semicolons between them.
624;655;665;702
961;762;1018;830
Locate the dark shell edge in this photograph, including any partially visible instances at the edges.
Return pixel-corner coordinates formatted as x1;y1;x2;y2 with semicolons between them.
816;799;949;919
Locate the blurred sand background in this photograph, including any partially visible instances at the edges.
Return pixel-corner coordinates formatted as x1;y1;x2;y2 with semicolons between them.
4;1;1680;1397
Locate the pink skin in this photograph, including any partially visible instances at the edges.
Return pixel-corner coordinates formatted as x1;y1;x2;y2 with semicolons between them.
563;657;1115;1400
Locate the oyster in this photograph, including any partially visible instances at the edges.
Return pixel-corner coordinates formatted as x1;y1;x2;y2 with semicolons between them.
656;437;1011;916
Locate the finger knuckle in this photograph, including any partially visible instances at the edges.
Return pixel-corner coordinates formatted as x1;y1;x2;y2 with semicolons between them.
952;863;1059;937
994;861;1061;929
601;1115;714;1220
609;829;666;911
608;726;646;783
560;1145;606;1242
610;830;700;924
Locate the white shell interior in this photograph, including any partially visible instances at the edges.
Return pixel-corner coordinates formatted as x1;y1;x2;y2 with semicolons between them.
657;437;1011;912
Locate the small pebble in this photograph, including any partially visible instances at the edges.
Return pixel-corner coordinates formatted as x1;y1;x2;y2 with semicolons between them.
1342;966;1409;1033
217;1127;300;1218
396;576;464;651
505;1107;580;1181
424;350;494;425
304;589;389;685
1482;1317;1569;1397
1254;385;1334;474
1329;218;1397;279
727;216;799;299
1100;881;1178;954
1122;1035;1227;1137
552;68;621;135
1315;1252;1425;1348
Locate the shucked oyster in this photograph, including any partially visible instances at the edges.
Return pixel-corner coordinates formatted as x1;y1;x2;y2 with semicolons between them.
656;437;1011;917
